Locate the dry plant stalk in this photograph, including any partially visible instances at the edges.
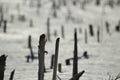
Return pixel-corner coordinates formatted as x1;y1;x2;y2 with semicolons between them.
38;34;47;80
52;38;60;80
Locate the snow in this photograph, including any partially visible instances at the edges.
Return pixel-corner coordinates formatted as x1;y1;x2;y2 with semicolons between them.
0;0;120;80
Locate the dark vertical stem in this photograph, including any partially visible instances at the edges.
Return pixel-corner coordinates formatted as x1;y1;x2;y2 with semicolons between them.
28;35;34;61
73;29;78;77
58;63;62;73
89;24;94;36
52;38;60;80
38;34;46;80
0;55;7;80
73;0;77;6
47;17;51;41
96;0;100;6
52;0;56;8
105;21;110;34
50;54;55;69
61;25;65;39
30;47;34;61
9;69;15;80
3;20;7;33
85;29;87;44
28;35;32;48
97;27;100;43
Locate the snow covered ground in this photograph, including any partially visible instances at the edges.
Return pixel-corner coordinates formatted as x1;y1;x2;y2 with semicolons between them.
0;0;120;80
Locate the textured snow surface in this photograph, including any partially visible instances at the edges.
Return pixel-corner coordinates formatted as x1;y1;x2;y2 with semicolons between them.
0;0;120;80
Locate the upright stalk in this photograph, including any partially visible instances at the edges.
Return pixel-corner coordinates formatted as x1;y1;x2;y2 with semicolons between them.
38;34;46;80
73;29;78;77
52;38;60;80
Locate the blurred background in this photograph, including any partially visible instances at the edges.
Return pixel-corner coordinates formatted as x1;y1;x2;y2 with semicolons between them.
0;0;120;80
